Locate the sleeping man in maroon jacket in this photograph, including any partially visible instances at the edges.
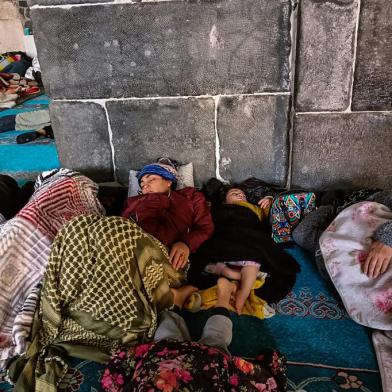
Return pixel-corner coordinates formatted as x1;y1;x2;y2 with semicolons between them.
122;158;214;271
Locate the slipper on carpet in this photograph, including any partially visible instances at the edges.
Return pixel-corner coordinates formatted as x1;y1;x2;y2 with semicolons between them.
16;126;54;144
16;131;40;144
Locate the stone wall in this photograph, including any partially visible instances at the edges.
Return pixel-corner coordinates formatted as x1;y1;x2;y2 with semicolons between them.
28;0;392;190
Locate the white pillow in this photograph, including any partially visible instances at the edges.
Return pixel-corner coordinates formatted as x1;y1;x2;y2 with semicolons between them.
128;162;194;197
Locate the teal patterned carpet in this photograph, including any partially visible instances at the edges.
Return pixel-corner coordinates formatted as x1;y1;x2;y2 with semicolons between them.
0;246;381;392
0;95;60;183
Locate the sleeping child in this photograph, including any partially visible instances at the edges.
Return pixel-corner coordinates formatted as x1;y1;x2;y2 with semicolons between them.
188;185;300;314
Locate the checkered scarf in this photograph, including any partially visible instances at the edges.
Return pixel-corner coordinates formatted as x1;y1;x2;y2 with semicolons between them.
8;215;184;391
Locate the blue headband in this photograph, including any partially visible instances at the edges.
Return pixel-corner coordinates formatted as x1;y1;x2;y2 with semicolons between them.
137;164;178;187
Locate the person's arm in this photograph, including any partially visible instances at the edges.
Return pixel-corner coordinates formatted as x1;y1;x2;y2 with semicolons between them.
363;221;392;278
366;190;392;211
180;189;214;253
257;196;273;212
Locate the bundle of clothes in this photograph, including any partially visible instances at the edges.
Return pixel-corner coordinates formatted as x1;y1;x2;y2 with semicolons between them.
0;52;43;110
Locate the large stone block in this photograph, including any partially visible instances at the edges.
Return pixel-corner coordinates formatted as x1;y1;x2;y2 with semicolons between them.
352;0;392;111
106;98;216;185
218;95;289;186
50;101;114;182
31;0;291;99
292;113;392;190
295;0;358;111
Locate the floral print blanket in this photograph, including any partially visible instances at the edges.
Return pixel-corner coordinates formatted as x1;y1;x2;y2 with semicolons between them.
101;339;287;392
320;202;392;329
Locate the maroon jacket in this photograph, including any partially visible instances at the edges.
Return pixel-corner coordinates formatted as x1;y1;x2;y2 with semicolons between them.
122;187;214;252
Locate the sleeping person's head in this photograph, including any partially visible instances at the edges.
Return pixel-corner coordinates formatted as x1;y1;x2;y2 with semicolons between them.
137;159;178;195
225;187;247;204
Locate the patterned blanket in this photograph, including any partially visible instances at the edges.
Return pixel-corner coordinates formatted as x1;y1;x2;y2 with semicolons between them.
8;214;184;392
320;202;392;329
0;169;104;369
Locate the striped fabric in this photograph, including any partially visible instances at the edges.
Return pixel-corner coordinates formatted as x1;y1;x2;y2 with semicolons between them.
0;55;15;72
12;285;41;356
0;218;50;369
18;168;104;240
0;285;41;369
0;169;104;369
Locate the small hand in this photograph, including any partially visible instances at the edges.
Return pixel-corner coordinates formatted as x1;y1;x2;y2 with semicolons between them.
169;242;190;271
363;241;392;278
258;197;273;210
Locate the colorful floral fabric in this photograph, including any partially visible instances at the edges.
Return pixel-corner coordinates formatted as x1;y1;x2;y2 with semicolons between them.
101;339;287;392
320;202;392;329
271;193;316;243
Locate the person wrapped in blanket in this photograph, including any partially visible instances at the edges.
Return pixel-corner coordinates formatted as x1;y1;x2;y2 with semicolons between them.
310;191;392;392
101;278;287;392
122;158;214;271
0;169;105;371
188;180;300;312
7;211;188;391
293;190;392;329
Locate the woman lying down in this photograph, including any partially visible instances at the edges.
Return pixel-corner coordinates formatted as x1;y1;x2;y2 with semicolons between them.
7;213;186;391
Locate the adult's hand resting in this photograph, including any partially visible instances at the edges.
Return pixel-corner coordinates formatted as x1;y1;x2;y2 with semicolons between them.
258;196;273;210
363;241;392;278
169;242;190;271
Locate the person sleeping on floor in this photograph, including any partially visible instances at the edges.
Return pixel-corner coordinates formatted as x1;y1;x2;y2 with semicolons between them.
122;157;214;271
300;190;392;392
188;183;300;313
0;169;105;354
293;189;392;330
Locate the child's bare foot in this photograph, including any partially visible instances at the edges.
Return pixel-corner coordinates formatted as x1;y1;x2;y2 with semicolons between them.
235;288;250;315
216;277;237;309
171;285;198;309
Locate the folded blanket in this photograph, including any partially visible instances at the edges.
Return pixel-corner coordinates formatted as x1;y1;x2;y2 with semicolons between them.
8;214;184;391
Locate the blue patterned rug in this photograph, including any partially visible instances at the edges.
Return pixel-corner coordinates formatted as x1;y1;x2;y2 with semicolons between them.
0;95;60;184
0;246;381;391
